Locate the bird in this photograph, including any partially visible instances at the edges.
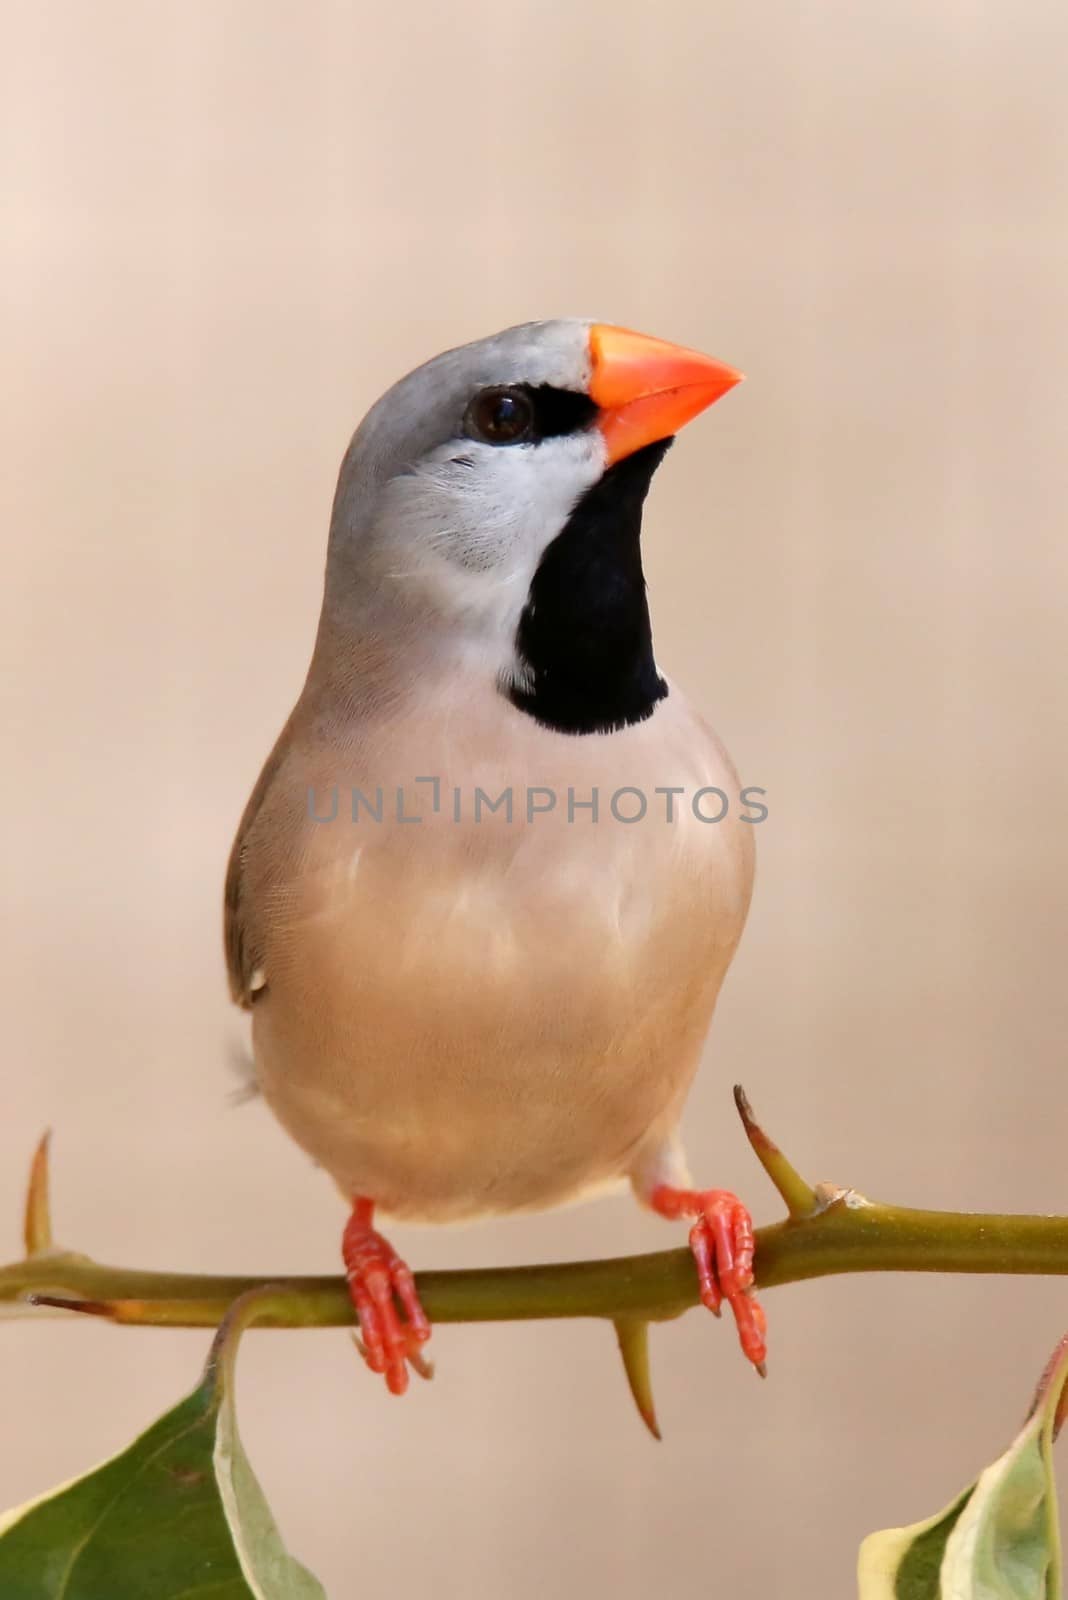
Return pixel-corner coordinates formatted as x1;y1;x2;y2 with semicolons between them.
225;320;763;1396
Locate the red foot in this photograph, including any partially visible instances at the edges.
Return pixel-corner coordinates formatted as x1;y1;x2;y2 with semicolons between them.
341;1200;432;1396
650;1185;767;1373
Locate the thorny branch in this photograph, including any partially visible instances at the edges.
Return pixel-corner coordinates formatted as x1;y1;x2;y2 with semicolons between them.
5;1087;1068;1437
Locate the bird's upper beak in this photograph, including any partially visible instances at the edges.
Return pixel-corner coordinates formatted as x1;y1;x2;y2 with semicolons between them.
588;324;743;467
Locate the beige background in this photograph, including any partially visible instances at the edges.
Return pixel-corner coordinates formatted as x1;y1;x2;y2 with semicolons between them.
4;2;1068;1595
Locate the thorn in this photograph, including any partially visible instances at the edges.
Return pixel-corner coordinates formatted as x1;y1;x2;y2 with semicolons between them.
613;1318;661;1441
23;1131;54;1257
28;1293;164;1325
29;1293;114;1318
756;1360;768;1380
733;1086;818;1220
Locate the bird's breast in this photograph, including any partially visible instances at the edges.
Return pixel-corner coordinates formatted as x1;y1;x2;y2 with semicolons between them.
251;681;755;1217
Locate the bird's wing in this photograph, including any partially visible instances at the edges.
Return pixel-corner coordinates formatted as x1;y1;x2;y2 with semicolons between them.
224;710;298;1008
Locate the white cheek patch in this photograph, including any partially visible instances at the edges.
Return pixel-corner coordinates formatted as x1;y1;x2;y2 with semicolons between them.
375;431;607;679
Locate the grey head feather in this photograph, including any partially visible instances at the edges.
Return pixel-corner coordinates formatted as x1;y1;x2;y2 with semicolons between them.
310;319;604;694
326;319;593;570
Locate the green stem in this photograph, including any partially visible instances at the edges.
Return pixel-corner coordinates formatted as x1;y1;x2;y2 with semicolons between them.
8;1195;1068;1331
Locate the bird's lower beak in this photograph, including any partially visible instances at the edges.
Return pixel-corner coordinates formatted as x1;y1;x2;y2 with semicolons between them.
588;324;743;467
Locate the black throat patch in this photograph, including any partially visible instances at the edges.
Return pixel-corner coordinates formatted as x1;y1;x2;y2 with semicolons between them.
506;439;672;736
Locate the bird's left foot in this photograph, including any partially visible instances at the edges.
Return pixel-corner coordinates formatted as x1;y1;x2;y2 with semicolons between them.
649;1185;767;1374
341;1200;432;1396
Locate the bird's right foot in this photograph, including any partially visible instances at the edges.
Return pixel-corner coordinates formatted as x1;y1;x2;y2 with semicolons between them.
341;1199;432;1395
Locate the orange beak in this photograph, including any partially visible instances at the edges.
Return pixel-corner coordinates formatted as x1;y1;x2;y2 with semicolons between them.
588;324;743;466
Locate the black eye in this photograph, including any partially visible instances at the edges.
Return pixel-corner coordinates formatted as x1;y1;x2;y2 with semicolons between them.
464;386;535;446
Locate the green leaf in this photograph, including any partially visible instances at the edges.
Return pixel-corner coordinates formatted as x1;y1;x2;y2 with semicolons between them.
0;1291;326;1599
858;1334;1068;1599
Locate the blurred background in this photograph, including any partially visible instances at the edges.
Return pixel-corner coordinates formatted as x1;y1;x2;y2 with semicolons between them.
3;2;1068;1594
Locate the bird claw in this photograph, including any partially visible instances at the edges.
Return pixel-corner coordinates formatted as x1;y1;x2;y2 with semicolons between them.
650;1184;767;1371
351;1325;434;1384
342;1203;432;1396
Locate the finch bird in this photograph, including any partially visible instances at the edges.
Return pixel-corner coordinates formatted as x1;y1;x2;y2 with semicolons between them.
225;321;763;1395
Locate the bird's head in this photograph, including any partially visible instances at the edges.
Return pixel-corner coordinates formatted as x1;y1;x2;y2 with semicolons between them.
322;320;742;734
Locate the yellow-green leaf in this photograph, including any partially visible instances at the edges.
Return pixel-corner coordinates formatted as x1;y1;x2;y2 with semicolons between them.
0;1292;325;1599
858;1335;1068;1599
